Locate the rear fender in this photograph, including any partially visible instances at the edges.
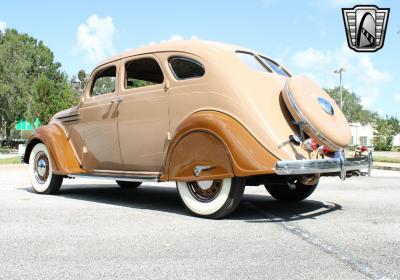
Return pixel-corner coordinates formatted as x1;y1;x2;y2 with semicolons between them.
161;111;278;181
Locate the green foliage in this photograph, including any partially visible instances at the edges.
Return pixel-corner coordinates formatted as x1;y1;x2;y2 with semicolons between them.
127;78;156;89
373;156;400;163
373;116;400;151
0;156;20;165
32;75;78;124
78;69;88;89
325;87;378;125
325;86;400;151
0;28;78;139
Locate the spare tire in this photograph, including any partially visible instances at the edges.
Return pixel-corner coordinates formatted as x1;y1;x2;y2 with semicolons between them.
282;76;351;150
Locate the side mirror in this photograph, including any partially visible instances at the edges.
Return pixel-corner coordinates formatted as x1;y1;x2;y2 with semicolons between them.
72;78;81;92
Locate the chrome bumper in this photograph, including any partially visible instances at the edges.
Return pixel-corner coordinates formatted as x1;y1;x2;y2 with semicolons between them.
275;150;372;180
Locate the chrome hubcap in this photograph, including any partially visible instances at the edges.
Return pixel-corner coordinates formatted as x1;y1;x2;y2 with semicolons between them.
34;152;49;184
187;180;223;202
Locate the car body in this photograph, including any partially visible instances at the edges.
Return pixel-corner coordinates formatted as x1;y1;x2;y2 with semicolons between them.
24;40;372;218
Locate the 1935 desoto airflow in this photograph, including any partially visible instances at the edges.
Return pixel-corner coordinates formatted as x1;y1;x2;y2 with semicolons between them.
24;40;372;218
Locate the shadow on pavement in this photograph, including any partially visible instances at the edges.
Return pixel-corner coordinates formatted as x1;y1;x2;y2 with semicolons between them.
19;184;342;221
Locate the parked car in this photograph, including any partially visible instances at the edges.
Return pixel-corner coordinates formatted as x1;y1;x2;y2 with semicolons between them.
23;40;372;218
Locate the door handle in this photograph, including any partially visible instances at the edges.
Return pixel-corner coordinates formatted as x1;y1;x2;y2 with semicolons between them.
110;96;124;104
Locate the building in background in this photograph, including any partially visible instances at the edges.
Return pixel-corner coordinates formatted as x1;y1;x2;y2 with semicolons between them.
350;123;374;146
393;134;400;148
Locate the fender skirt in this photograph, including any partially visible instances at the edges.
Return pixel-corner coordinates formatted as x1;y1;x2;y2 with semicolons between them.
161;111;278;181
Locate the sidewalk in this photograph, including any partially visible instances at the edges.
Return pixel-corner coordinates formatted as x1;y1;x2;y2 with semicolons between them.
373;161;400;172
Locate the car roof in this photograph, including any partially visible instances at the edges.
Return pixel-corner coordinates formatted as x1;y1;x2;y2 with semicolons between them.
94;40;255;70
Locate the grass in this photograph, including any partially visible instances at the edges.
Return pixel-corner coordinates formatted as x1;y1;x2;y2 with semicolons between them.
373;156;400;164
0;156;21;165
0;147;16;153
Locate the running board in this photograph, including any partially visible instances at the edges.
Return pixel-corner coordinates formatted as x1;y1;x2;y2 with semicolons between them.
68;172;160;182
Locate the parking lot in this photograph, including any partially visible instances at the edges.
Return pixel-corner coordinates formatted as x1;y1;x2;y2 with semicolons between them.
0;164;399;280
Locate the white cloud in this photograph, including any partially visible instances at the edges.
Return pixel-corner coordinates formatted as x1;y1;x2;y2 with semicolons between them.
292;47;331;69
289;43;391;110
358;57;391;84
394;94;400;104
73;15;116;63
145;34;199;46
0;20;6;33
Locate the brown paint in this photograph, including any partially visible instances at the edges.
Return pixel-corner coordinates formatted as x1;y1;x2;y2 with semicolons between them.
24;124;85;175
161;111;278;181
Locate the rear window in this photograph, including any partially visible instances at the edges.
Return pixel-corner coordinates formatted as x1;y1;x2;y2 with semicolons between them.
169;57;205;80
236;51;270;72
260;56;291;77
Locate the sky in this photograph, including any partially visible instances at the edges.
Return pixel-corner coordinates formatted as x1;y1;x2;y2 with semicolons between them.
1;0;399;117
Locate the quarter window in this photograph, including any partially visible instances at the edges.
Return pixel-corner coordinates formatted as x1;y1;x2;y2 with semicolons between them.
169;57;205;80
125;58;164;89
91;66;116;96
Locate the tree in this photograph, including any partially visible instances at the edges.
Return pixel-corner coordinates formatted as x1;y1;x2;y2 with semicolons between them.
325;87;377;125
0;29;78;140
373;116;400;151
32;75;78;124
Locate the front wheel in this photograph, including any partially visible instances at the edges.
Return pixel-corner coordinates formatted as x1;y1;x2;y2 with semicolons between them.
29;143;63;194
265;179;318;202
176;177;245;219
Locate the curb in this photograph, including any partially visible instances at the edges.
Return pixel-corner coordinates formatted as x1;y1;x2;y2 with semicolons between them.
373;166;400;172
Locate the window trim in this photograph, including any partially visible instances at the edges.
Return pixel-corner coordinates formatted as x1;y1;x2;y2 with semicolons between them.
120;55;166;95
258;55;291;77
89;64;118;97
168;56;205;81
235;50;272;73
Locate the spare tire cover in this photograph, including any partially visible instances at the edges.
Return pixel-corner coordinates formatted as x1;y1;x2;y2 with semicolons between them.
282;76;351;150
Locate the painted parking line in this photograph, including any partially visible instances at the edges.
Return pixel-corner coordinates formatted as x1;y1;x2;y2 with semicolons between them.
244;202;397;280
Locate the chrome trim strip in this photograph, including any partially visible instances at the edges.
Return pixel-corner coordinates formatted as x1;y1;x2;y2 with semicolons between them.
91;169;161;176
276;153;372;180
68;173;159;182
284;82;342;150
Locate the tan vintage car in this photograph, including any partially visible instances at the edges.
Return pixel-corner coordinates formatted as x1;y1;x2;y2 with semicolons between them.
24;40;372;218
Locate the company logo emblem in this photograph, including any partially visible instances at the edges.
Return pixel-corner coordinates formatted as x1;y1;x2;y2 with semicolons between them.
317;97;334;116
342;5;390;52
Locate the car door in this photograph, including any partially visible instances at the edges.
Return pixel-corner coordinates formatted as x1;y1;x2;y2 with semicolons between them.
79;63;124;171
117;54;169;171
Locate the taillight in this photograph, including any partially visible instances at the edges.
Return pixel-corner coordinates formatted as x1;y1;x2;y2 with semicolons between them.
317;145;330;155
303;138;318;151
360;146;367;152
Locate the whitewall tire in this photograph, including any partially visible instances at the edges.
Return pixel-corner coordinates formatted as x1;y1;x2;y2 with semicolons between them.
176;177;245;219
29;143;63;194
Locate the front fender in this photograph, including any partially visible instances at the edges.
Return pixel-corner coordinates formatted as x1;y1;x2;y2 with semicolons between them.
24;124;85;175
161;111;278;181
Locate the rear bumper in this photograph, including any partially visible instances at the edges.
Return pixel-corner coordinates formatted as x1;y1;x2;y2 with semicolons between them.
275;150;372;180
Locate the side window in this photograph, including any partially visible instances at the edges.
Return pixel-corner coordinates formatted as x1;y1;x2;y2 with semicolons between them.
125;58;164;89
169;57;205;80
91;66;116;96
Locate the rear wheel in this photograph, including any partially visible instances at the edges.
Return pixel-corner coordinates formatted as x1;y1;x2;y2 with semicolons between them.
29;143;63;194
176;177;245;219
265;179;318;202
116;181;142;189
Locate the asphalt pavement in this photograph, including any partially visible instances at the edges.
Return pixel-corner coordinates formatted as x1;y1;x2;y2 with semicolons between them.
0;164;399;280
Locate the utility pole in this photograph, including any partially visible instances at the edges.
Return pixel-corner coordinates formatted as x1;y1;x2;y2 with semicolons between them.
334;68;345;110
